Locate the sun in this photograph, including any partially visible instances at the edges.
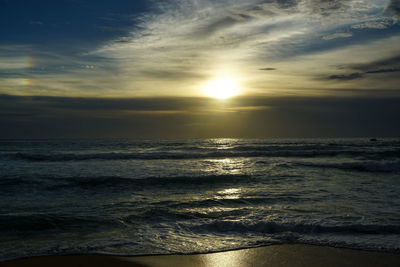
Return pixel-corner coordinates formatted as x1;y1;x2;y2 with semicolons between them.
204;77;240;99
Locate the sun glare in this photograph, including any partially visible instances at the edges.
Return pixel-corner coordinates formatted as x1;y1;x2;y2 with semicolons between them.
204;77;240;99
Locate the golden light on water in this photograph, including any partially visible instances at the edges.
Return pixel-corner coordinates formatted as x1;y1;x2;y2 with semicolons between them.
204;76;240;99
201;251;242;267
205;158;244;175
216;188;241;200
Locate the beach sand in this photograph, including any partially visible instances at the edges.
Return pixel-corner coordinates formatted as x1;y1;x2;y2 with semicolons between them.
1;244;399;267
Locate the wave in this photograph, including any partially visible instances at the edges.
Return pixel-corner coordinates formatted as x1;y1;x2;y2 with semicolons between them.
0;174;254;192
190;220;400;235
297;160;400;172
5;148;400;161
2;212;399;237
0;213;123;232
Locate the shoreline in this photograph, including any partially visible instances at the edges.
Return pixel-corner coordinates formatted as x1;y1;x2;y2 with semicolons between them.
1;244;400;267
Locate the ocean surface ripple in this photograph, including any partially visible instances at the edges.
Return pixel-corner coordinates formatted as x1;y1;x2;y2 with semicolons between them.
0;138;399;261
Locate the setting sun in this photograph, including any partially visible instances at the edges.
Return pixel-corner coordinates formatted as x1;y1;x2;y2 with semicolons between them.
204;77;240;99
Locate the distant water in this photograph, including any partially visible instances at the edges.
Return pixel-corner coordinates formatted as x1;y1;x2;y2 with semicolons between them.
1;138;400;261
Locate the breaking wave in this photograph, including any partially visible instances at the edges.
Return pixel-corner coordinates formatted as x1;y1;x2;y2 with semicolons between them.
5;148;400;161
297;160;400;172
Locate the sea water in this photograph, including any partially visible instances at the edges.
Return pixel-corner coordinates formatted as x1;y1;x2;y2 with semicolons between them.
0;138;399;261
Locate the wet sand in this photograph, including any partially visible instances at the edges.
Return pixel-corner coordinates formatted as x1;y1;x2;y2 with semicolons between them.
1;244;400;267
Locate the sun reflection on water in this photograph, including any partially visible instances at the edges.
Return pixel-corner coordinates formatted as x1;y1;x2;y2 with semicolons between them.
204;158;246;175
207;138;240;150
200;249;250;267
216;188;242;200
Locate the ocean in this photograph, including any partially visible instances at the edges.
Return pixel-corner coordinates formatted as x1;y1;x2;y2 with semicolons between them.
0;138;399;261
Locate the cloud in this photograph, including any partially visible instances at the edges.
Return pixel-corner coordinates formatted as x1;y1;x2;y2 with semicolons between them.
0;44;122;97
329;72;364;80
365;68;400;73
139;69;207;80
2;0;399;98
1;94;400;139
322;32;353;40
328;54;400;81
195;14;253;38
97;25;129;32
254;0;299;13
95;0;378;96
351;20;392;30
385;0;400;17
29;21;44;25
259;67;277;71
0;57;29;69
348;55;400;72
301;0;349;16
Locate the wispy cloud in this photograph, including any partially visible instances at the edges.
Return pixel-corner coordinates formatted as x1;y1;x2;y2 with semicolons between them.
29;21;44;25
1;0;399;97
89;0;399;95
385;0;400;17
259;68;277;71
349;54;400;72
300;0;349;16
326;54;400;82
329;72;364;80
322;32;353;40
352;20;392;29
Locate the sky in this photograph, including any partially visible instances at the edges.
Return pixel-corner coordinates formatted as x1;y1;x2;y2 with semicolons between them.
1;0;400;138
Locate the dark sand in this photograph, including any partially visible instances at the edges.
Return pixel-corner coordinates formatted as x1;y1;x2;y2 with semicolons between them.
1;244;400;267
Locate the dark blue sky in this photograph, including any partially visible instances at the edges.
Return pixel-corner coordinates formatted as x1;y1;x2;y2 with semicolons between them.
0;0;149;50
